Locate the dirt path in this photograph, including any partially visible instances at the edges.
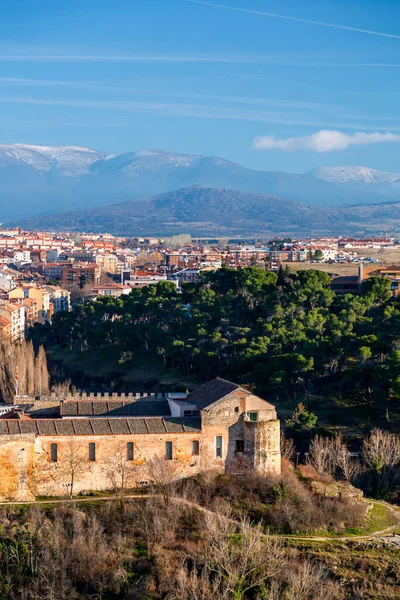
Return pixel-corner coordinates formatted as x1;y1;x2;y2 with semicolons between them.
1;494;399;543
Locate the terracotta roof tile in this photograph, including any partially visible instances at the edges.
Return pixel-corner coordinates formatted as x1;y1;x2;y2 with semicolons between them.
127;418;148;434
90;419;112;435
185;377;239;410
109;419;131;435
164;418;184;433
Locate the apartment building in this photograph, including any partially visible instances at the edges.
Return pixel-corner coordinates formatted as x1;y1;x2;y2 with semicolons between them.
61;263;100;288
9;286;51;323
91;284;131;298
44;286;71;313
0;303;25;341
95;254;119;275
0;316;11;338
14;250;31;263
42;262;71;280
22;298;39;329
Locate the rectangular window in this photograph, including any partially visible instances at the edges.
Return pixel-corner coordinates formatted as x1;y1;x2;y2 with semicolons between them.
235;440;245;453
192;440;200;456
216;436;223;458
127;442;134;461
50;443;58;462
234;406;239;413
183;410;200;417
88;442;96;461
165;441;173;460
247;412;258;422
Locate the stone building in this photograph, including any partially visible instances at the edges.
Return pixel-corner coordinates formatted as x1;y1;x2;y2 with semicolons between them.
0;378;280;502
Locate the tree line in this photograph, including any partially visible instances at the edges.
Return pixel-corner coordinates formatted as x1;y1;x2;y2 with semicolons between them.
33;266;400;403
0;339;49;403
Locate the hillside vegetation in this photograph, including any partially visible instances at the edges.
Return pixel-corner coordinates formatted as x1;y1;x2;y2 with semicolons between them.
18;186;400;236
0;469;396;600
33;267;400;431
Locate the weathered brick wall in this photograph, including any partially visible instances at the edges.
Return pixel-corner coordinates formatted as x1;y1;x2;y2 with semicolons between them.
17;392;169;404
34;432;203;496
200;390;280;474
244;420;281;475
0;434;36;501
2;389;281;500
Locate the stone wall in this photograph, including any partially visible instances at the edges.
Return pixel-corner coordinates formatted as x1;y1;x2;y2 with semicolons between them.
201;389;280;474
34;432;203;496
2;388;281;500
16;392;169;404
0;434;36;501
244;420;281;475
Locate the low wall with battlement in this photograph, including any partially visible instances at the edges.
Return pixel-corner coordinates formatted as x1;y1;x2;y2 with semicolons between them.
15;392;171;405
63;392;169;402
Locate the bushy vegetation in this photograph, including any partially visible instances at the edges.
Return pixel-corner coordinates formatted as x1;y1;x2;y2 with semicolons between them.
178;470;366;534
0;473;365;600
0;464;397;600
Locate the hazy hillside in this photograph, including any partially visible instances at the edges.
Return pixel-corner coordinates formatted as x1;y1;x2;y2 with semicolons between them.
13;186;356;236
2;144;400;221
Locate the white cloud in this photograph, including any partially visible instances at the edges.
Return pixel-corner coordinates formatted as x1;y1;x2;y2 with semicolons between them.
253;130;400;152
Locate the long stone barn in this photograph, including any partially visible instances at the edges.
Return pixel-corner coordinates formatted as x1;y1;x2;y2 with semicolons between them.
0;378;281;501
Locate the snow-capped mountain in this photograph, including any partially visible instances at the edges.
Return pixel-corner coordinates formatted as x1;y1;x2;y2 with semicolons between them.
2;143;400;222
0;144;105;177
308;165;400;185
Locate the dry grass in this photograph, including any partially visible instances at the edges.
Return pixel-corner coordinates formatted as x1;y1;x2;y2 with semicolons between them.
288;262;358;276
287;247;400;276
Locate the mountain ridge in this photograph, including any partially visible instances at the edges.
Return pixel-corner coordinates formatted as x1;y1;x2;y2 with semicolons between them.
15;184;400;238
1;143;400;222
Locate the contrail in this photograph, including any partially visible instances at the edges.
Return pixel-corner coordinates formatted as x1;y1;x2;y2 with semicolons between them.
185;0;400;40
0;54;248;63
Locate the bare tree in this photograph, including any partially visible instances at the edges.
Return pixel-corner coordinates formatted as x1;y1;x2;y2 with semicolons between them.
284;561;335;600
281;432;296;461
362;428;400;496
105;442;138;498
174;514;287;600
56;440;86;498
34;345;50;396
309;435;336;478
146;454;180;503
333;435;360;482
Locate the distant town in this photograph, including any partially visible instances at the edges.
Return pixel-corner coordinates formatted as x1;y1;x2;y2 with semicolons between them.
0;228;399;340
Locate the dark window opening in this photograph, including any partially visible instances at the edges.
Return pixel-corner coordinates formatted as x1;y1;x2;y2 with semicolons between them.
216;435;223;458
88;442;96;461
127;442;134;461
235;440;245;453
184;409;200;417
247;412;258;422
165;441;173;460
234;406;239;413
50;443;58;462
192;440;200;455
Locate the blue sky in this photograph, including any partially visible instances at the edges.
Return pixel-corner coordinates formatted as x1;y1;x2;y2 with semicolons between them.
1;0;400;173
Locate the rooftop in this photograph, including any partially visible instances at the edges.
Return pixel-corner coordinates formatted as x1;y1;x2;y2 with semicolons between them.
0;416;201;436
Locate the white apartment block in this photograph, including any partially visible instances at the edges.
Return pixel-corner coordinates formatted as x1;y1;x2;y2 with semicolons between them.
44;286;71;313
13;250;31;263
